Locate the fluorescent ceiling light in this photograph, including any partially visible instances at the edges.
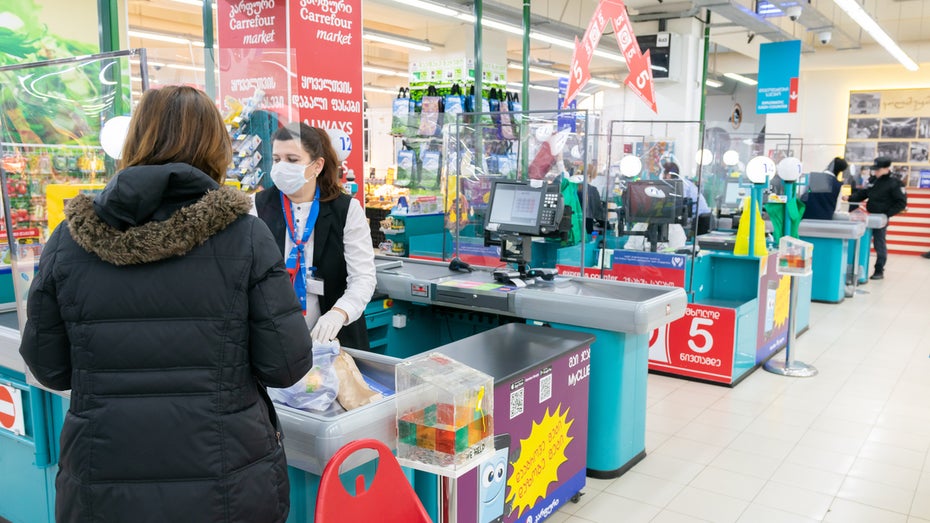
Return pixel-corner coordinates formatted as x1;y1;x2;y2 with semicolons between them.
529;32;576;51
504;82;591;97
724;72;758;85
455;13;476;22
505;81;558;93
363;33;432;52
588;78;621;88
592;49;626;63
508;63;563;78
509;63;620;89
483;19;525;36
363;65;407;77
386;0;458;17
833;0;918;71
364;86;400;95
705;78;724;88
128;30;192;46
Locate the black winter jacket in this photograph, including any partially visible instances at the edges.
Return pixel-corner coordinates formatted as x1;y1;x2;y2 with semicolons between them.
255;186;369;351
19;164;313;523
848;174;908;218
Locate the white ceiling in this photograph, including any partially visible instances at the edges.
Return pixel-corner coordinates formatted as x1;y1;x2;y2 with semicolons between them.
128;0;930;93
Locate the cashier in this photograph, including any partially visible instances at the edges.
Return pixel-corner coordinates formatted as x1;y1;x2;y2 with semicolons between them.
801;157;847;221
253;123;376;349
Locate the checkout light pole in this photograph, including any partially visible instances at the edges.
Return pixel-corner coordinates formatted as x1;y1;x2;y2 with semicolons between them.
764;158;818;378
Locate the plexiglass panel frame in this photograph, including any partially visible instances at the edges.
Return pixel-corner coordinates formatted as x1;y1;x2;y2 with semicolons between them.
0;50;148;341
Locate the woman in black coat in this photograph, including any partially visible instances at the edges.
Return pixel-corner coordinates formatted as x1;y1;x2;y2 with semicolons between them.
19;86;313;523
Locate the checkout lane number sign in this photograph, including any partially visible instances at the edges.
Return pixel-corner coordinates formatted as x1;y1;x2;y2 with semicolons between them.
0;384;25;436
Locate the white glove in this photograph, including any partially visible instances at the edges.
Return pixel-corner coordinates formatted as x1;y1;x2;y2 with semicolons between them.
311;309;345;343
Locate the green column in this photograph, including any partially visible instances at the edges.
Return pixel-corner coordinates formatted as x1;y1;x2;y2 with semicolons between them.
203;0;216;98
97;0;119;52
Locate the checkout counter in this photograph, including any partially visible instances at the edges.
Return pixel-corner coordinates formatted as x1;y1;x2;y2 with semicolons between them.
375;256;687;478
798;219;867;303
834;212;888;286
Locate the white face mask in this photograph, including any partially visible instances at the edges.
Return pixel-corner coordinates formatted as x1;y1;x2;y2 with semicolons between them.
271;162;309;195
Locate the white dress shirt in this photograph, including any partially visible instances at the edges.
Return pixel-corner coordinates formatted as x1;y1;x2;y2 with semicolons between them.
249;195;377;328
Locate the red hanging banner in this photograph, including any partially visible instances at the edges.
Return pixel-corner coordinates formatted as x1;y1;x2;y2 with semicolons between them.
562;0;657;113
289;0;364;201
217;1;294;118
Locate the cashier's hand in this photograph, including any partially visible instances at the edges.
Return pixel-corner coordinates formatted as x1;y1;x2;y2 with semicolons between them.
311;309;347;343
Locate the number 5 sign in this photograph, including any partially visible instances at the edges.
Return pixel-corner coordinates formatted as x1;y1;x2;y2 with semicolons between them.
648;304;737;383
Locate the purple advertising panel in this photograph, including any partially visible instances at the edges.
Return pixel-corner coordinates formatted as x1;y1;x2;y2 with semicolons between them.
456;347;591;523
756;254;791;361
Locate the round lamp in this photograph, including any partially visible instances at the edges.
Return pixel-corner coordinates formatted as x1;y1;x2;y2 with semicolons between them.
695;148;714;166
619;155;643;178
746;156;776;184
325;127;352;162
100;116;132;159
777;157;803;182
723;150;740;166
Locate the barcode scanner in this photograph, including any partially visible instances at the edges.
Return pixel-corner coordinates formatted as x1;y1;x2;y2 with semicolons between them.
449;257;474;273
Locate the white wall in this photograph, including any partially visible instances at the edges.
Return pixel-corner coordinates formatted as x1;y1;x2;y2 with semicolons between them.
765;65;930;172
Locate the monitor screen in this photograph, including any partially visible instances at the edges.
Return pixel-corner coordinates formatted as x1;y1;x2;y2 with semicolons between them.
486;181;545;235
623;179;685;224
723;180;744;208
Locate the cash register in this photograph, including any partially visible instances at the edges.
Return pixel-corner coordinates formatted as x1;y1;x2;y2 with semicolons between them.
482;179;569;284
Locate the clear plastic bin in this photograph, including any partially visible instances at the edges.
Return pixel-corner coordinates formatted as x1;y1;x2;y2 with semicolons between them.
777;236;814;276
274;348;399;475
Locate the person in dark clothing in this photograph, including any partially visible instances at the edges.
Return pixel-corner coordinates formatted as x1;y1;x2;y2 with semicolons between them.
801;157;847;220
253;123;376;350
18;86;313;522
578;163;605;233
845;156;908;279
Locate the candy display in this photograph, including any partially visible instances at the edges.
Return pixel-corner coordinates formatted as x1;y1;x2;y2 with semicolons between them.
395;352;493;475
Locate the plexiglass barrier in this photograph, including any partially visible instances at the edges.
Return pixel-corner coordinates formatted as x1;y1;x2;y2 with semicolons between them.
0;50;147;336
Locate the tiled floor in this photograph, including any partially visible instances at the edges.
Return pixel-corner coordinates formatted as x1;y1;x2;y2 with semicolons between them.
548;254;930;523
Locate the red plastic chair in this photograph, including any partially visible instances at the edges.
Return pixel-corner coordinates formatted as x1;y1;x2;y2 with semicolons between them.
316;439;431;523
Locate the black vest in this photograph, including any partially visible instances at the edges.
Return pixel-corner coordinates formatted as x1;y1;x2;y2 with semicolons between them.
255;187;369;351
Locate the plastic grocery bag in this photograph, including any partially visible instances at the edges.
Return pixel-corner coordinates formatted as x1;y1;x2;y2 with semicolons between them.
268;340;340;411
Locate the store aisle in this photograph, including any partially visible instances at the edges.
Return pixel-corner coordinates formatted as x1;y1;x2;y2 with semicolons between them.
548;253;930;523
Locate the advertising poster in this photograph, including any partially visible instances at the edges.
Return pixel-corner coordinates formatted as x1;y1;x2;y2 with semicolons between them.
456;350;590;523
555;251;685;286
756;40;800;114
289;0;364;196
755;254;791;361
648;303;736;384
610;251;685;286
217;0;294;119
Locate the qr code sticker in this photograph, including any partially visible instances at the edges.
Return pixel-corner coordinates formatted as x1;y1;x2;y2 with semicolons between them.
509;387;524;419
539;374;552;403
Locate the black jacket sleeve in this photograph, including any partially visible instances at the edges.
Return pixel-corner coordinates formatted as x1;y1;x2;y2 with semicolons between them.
19;227;72;390
847;187;869;203
247;218;313;388
886;181;908;217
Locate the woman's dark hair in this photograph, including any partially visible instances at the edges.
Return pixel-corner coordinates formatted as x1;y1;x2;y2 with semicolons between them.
120;86;231;183
273;123;344;201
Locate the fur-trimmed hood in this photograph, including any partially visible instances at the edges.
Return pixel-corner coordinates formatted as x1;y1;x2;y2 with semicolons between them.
64;163;252;266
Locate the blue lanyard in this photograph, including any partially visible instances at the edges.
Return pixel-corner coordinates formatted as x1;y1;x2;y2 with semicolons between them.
281;187;320;313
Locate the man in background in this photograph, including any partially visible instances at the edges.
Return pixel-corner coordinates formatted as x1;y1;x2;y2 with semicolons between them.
845;156;908;280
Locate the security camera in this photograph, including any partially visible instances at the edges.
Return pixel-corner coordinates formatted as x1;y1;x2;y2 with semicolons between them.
786;5;802;21
817;30;832;45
